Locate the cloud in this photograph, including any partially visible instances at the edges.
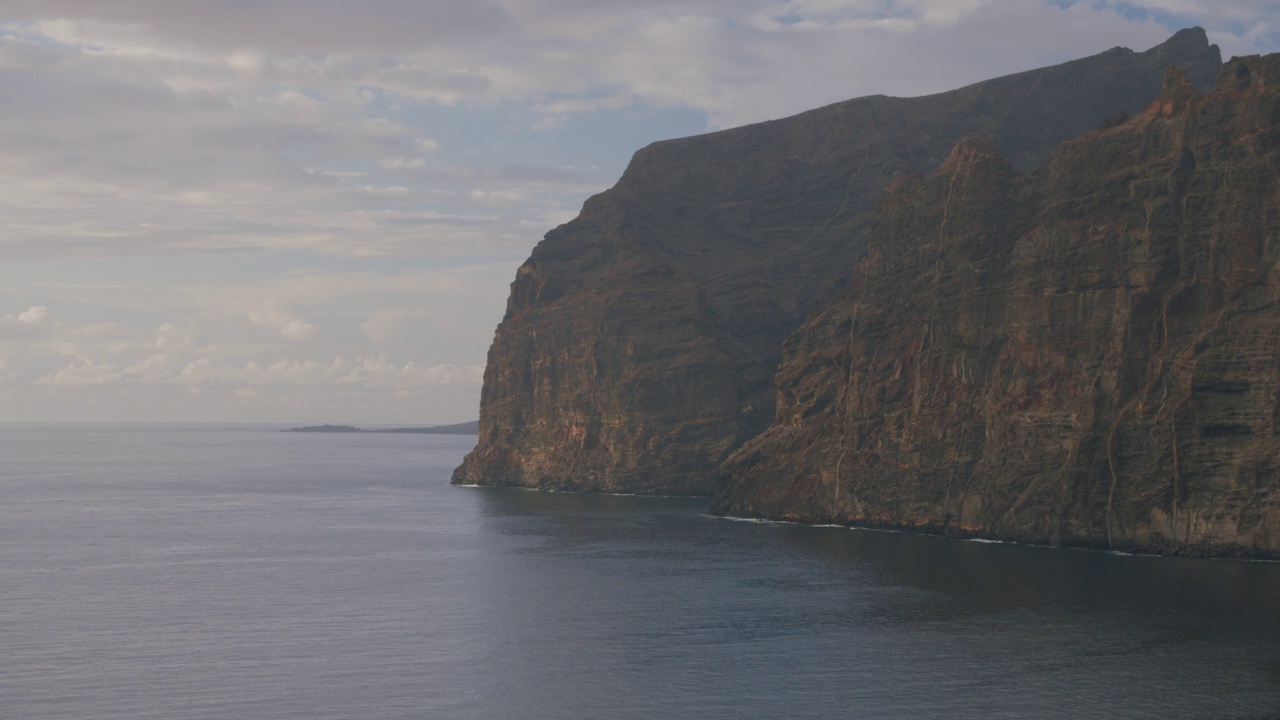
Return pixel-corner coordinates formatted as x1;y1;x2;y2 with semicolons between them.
17;306;49;323
36;361;122;387
124;353;169;374
0;260;508;408
359;309;404;343
0;305;53;339
33;349;479;394
246;301;319;341
153;321;194;349
0;18;597;262
278;319;319;341
173;354;482;390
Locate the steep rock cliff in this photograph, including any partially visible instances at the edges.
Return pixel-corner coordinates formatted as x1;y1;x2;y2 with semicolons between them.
454;30;1222;495
714;56;1280;559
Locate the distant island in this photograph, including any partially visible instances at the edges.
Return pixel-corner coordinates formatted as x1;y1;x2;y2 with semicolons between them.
285;421;479;435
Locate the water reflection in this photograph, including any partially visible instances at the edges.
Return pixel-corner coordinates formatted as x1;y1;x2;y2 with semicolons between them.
470;485;1280;628
771;522;1280;633
464;484;1280;720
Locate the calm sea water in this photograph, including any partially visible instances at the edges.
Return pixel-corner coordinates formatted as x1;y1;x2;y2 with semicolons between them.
1;424;1278;720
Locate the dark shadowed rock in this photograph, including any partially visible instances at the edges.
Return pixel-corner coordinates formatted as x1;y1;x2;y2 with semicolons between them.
714;55;1280;559
454;30;1222;496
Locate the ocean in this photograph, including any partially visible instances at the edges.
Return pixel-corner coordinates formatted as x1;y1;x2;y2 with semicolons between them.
1;424;1278;719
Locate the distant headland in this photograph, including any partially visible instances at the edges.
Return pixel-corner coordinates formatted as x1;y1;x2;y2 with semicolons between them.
285;421;479;435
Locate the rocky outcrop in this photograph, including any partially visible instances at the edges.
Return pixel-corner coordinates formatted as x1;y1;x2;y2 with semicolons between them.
713;56;1280;559
454;30;1222;495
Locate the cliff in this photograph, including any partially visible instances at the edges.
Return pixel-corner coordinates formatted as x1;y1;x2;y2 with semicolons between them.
713;55;1280;559
454;29;1221;495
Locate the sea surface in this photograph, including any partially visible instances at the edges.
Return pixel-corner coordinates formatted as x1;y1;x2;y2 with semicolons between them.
2;424;1279;720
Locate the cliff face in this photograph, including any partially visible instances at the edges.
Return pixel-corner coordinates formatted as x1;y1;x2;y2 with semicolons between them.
454;30;1221;495
714;56;1280;559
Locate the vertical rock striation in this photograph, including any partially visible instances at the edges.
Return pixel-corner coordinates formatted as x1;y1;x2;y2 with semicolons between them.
714;56;1280;559
454;30;1222;496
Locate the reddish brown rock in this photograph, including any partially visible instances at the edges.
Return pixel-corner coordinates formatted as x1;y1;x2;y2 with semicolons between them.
454;30;1222;496
714;55;1280;559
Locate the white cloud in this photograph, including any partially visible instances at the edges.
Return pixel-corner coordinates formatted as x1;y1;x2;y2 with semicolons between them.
0;259;505;416
360;309;404;343
153;321;194;349
278;319;319;341
172;354;482;389
17;306;49;324
246;301;319;341
124;353;169;376
0;17;601;262
36;361;122;387
0;306;53;340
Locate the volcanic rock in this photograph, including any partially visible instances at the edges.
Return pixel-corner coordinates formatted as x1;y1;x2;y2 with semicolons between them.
713;55;1280;559
453;30;1222;495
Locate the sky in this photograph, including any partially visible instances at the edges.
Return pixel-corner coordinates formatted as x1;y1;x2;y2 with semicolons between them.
0;1;1277;424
